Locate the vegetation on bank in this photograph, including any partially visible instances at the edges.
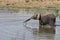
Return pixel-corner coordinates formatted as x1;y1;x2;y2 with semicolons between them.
0;0;60;17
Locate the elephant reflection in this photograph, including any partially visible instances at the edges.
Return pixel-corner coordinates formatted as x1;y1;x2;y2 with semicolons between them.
24;13;56;27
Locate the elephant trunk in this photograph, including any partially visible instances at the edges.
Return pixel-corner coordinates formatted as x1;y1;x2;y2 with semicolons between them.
24;18;31;23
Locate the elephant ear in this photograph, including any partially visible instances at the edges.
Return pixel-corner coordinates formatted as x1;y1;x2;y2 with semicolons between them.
38;14;41;20
37;13;40;20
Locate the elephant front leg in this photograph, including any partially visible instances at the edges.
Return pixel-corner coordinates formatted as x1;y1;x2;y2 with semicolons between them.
39;20;43;31
39;21;41;31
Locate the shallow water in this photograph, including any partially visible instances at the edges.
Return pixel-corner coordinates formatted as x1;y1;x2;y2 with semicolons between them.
0;10;60;40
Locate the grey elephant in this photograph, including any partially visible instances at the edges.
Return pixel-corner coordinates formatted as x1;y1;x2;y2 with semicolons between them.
24;13;56;27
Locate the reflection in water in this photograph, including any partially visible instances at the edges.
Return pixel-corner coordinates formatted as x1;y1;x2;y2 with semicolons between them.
39;26;56;34
32;28;55;40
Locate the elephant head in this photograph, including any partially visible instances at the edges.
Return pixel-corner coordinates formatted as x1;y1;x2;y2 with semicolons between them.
24;13;41;23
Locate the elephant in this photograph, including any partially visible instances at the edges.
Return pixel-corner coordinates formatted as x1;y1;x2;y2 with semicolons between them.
24;13;56;27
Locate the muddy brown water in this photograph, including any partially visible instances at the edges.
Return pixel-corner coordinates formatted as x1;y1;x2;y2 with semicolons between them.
0;10;60;40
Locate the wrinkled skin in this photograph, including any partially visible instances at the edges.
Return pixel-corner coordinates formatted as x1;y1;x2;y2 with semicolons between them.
24;13;56;27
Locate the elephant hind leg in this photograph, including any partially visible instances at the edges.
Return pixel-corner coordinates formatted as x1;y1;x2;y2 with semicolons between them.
49;21;55;27
48;17;56;27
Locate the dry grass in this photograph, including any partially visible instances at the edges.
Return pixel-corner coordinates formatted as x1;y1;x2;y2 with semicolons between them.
0;0;60;8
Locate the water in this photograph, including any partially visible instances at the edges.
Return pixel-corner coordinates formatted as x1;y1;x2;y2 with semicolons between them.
0;10;60;40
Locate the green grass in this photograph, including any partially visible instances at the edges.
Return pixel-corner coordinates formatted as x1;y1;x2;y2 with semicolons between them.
0;5;59;17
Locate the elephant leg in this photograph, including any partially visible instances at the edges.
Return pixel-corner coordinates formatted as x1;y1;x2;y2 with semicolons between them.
39;20;44;32
39;20;43;27
39;20;42;31
49;20;55;27
39;20;44;31
49;17;56;27
39;21;40;32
